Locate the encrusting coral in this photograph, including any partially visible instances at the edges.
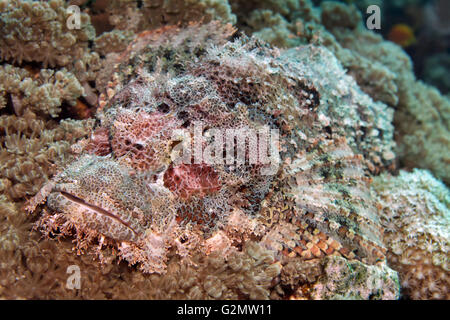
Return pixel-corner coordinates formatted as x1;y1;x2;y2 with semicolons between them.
373;169;449;300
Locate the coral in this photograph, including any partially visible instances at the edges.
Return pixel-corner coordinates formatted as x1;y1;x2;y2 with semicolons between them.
0;113;97;299
423;53;450;95
331;33;402;108
320;1;361;31
0;0;95;68
229;1;400;108
94;30;135;55
109;0;235;31
309;256;400;300
0;64;84;118
0;217;121;300
0;0;102;108
89;0;235;56
373;169;450;300
0;110;94;201
0;84;5;110
394;82;450;184
322;9;450;184
316;6;450;183
275;257;322;298
1;199;280;300
231;0;319;49
69;50;103;87
230;0;449;184
117;241;280;300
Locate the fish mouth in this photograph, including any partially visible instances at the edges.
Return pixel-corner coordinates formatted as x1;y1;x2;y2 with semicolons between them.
59;190;139;238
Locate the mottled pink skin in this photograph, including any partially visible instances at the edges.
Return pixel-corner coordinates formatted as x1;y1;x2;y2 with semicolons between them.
163;164;221;199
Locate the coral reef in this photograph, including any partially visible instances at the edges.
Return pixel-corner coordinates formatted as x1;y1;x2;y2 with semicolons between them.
229;0;449;184
116;242;281;300
0;0;94;68
0;0;448;301
394;82;450;184
0;219;279;300
423;53;450;95
373;169;449;300
0;111;94;200
0;64;84;118
88;0;235;54
0;114;94;298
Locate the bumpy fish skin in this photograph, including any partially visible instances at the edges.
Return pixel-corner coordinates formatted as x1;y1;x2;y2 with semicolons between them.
28;22;391;273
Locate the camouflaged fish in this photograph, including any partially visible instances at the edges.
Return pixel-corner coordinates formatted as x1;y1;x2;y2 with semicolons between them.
27;22;391;273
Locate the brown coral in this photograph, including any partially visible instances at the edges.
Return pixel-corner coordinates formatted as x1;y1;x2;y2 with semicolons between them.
0;110;94;200
0;64;84;118
0;0;95;68
373;169;449;300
